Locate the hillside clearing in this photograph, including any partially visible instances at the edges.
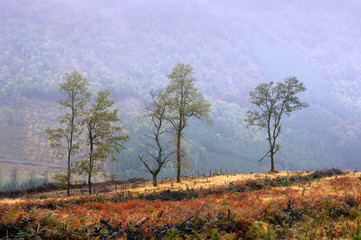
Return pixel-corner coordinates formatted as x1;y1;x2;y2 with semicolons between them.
1;169;361;239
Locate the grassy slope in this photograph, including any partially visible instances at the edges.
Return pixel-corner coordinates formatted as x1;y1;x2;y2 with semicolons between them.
1;169;361;239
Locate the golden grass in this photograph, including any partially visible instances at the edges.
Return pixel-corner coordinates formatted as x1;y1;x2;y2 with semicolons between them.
2;170;359;205
129;171;292;194
2;170;360;239
1;198;23;204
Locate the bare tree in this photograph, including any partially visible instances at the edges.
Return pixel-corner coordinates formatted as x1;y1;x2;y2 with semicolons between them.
139;90;173;186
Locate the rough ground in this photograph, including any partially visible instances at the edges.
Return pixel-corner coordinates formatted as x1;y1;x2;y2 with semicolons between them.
0;178;148;199
2;168;361;239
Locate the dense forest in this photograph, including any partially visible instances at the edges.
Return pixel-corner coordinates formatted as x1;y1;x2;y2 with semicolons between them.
1;0;361;187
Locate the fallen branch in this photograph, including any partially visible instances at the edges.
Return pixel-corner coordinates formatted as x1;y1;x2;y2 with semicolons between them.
136;217;149;227
100;218;115;231
22;216;36;225
179;203;207;229
155;210;164;224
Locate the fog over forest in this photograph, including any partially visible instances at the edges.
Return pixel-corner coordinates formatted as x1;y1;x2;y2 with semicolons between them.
1;0;361;185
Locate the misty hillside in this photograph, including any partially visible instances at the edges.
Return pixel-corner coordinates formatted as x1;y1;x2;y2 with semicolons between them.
1;0;361;182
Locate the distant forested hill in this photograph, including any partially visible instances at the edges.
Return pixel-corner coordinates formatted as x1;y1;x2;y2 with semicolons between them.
1;0;361;183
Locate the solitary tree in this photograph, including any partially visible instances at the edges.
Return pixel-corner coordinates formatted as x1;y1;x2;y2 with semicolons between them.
45;70;90;196
78;89;129;194
138;90;174;187
245;77;309;172
165;63;212;182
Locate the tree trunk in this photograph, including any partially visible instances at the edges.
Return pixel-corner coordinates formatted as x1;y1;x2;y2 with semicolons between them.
267;121;275;173
88;127;93;195
67;174;70;196
67;150;71;196
67;98;75;197
270;150;275;172
88;173;92;194
152;174;157;187
176;131;181;183
67;130;72;196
